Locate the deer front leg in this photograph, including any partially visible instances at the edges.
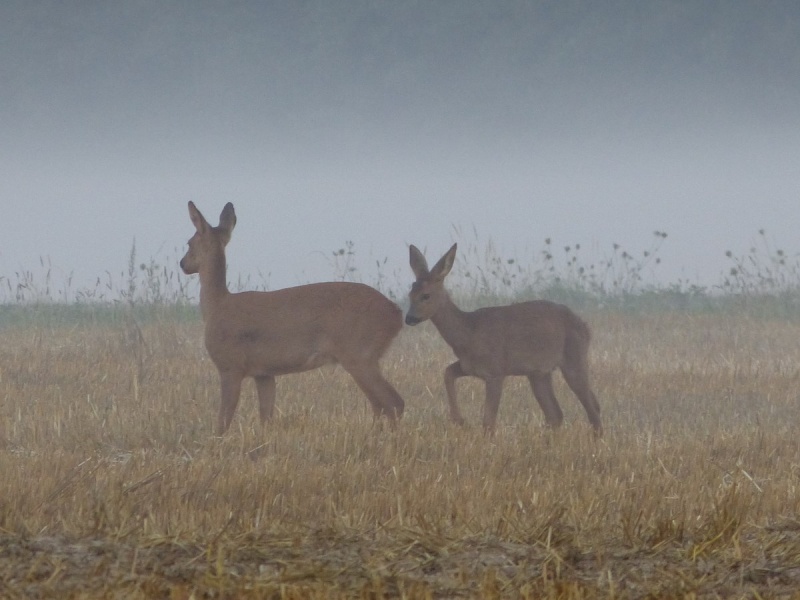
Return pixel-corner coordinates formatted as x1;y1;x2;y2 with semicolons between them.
482;376;505;434
444;361;467;426
217;371;243;435
254;375;276;423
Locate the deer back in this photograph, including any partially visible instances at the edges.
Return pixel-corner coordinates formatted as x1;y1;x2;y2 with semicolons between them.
437;300;587;377
203;282;402;376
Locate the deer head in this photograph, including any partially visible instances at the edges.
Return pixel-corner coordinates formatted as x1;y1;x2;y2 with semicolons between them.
405;243;457;326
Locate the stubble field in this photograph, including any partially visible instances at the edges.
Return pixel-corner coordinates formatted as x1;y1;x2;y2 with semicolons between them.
2;307;800;598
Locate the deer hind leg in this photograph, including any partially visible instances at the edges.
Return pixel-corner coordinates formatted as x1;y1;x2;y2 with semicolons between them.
444;361;467;426
254;375;276;423
528;372;564;429
482;376;505;434
217;371;244;435
560;358;603;436
343;360;405;423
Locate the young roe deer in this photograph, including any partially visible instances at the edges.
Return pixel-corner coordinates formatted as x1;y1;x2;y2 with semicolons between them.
179;202;405;434
405;243;602;436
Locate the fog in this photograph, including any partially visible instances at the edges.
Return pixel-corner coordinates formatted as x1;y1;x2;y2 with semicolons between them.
2;1;799;297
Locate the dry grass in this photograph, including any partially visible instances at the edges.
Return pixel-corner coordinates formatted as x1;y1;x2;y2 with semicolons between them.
2;309;800;598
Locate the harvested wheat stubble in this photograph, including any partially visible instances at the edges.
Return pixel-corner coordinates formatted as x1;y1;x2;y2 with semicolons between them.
3;524;800;598
2;311;800;597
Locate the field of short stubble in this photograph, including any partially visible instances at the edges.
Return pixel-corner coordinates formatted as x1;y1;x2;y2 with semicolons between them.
2;308;800;598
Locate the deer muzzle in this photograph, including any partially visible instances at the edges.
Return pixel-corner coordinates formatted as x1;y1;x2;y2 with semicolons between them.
405;313;422;326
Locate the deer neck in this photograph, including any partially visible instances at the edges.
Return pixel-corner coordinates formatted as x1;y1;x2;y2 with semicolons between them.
430;292;473;353
198;250;230;320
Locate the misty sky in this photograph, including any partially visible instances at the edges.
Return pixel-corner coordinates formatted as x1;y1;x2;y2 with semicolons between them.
2;1;799;299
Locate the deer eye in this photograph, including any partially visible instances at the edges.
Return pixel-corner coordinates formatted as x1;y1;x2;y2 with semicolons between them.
420;293;430;301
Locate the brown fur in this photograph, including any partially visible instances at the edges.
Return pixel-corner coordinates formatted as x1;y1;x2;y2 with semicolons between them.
180;202;405;434
405;243;602;435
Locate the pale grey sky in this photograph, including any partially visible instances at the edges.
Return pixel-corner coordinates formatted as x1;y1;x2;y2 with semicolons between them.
2;1;799;299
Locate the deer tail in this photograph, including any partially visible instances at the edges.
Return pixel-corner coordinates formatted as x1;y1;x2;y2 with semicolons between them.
565;308;591;344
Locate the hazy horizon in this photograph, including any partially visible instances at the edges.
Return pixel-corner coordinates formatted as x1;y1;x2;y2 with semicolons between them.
2;1;799;299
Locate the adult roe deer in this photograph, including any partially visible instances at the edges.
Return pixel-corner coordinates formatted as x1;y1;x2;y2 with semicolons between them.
405;243;602;436
179;202;405;434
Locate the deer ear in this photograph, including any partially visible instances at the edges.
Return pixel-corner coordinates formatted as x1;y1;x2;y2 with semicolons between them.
430;243;457;281
215;203;236;245
409;245;430;279
218;202;237;233
188;201;209;233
